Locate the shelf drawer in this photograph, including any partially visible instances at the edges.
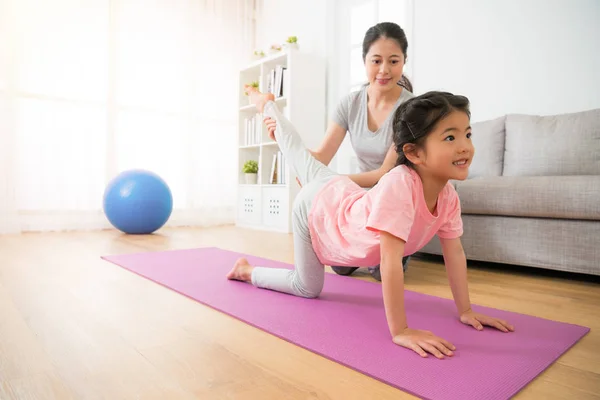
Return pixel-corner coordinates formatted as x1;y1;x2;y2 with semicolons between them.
261;186;289;230
237;185;262;225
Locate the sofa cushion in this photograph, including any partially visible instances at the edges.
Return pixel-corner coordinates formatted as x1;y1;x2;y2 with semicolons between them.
468;116;506;178
455;176;600;220
503;108;600;177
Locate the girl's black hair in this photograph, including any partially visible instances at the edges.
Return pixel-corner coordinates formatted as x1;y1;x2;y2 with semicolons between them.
393;91;471;168
362;22;413;92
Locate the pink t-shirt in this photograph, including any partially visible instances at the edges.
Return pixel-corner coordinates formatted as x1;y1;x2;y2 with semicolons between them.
307;165;463;267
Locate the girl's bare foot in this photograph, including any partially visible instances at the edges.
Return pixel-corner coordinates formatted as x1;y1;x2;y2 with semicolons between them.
244;86;274;113
226;257;254;282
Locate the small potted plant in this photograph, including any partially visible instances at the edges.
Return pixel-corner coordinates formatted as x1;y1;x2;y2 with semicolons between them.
244;80;259;103
243;160;258;184
252;49;265;60
269;43;282;54
244;80;259;93
284;36;298;50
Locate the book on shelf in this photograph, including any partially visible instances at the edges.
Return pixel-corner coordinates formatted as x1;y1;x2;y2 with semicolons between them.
269;150;288;185
243;113;262;146
267;65;288;98
269;153;277;184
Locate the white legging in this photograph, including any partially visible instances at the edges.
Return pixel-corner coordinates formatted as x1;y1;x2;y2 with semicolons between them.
250;101;336;298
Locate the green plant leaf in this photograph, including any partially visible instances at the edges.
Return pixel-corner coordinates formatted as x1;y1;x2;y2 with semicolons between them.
242;160;258;173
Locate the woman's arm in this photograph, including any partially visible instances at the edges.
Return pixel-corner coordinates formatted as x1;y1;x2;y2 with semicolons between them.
310;121;347;166
266;117;346;166
267;113;397;189
346;144;398;188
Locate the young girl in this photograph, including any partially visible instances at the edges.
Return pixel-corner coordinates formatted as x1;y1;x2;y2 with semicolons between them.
266;21;416;281
228;87;515;359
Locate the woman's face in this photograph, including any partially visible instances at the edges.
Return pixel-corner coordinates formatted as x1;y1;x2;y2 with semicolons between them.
364;37;405;92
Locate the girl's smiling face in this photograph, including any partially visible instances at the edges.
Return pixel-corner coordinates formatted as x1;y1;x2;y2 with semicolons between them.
412;110;475;181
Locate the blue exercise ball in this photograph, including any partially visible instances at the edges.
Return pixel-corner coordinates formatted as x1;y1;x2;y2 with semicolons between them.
103;169;173;234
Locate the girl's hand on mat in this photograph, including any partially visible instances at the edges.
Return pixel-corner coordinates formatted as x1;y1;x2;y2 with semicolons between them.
264;117;277;141
460;309;515;332
393;329;456;359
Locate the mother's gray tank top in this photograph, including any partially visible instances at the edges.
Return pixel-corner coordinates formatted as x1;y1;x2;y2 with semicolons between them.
332;86;414;173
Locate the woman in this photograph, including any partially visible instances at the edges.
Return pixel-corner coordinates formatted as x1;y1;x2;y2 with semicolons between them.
267;22;414;281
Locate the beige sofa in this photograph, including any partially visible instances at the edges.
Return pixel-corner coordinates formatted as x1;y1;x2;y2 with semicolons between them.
418;108;600;276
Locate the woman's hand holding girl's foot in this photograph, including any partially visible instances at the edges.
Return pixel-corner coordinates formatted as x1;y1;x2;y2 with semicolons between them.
263;117;277;141
244;85;275;113
260;116;303;187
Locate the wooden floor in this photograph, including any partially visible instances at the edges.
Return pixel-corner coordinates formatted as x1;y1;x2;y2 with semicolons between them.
0;226;599;399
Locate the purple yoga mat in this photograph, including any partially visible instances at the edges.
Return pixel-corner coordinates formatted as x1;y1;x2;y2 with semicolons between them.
102;247;589;400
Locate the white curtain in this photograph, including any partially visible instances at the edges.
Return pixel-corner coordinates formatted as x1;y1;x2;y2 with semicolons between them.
0;0;255;233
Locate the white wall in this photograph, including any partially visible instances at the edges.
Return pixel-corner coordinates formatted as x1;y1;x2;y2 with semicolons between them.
255;0;330;62
254;0;338;159
412;0;600;122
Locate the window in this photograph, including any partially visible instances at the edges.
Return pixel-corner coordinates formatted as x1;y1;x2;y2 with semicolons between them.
0;0;253;232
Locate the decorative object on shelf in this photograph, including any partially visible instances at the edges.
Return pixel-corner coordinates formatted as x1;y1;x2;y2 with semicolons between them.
252;49;265;60
283;36;298;50
244;80;259;94
269;44;282;54
244;80;259;103
243;160;259;184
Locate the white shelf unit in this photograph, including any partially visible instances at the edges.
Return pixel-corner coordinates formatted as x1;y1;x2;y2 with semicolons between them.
236;50;326;233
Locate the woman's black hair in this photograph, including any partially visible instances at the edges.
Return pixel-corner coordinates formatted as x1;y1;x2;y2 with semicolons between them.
393;91;471;168
362;22;413;92
362;22;408;62
397;74;413;92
